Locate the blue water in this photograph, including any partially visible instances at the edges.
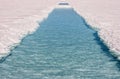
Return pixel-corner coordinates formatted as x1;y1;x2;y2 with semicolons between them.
0;8;120;79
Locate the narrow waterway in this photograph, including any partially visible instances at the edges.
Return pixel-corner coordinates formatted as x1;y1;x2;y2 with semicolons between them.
0;8;120;79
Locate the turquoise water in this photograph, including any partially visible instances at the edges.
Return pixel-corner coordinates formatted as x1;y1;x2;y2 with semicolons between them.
0;8;120;79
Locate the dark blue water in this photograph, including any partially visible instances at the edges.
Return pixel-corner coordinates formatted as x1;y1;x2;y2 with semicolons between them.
0;8;120;79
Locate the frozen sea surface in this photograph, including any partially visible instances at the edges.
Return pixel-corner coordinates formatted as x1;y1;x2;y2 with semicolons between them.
0;8;120;79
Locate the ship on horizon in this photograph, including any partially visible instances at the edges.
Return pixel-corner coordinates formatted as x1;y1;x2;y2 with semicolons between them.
58;2;69;5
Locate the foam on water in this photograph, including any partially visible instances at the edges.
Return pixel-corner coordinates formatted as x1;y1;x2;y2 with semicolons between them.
0;8;120;79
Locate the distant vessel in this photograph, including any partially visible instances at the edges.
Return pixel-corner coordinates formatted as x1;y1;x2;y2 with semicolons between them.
58;2;69;5
56;1;71;8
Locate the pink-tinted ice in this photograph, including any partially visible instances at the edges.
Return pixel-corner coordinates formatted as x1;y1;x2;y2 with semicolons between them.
0;0;120;59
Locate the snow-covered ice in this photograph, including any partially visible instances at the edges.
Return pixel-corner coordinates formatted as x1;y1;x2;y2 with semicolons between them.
0;0;120;59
